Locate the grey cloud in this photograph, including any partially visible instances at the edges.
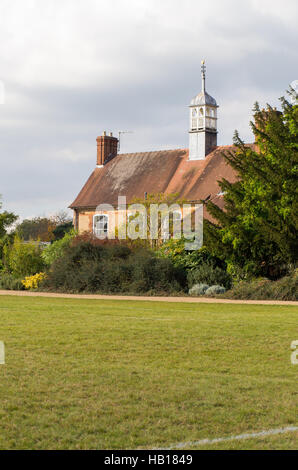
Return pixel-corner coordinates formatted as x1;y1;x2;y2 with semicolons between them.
0;0;297;219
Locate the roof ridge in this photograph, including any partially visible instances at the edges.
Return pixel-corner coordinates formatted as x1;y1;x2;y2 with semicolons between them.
117;144;254;157
117;148;188;157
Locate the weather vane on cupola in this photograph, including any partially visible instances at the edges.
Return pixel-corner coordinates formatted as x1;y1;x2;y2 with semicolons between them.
201;59;206;92
188;59;218;161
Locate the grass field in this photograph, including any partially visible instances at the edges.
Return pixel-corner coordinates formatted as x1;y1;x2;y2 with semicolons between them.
0;295;297;450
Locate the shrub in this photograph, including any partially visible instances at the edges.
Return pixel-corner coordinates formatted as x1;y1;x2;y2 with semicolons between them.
41;230;76;266
187;263;232;290
0;273;24;290
42;241;186;295
128;251;185;294
3;235;45;277
158;239;225;271
22;272;47;290
223;270;298;301
205;285;226;296
71;232;131;248
189;283;209;296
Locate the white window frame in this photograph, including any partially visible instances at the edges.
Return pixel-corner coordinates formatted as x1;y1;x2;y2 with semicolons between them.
93;214;109;238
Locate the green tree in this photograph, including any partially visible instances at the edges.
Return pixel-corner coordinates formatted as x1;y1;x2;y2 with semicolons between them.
204;89;298;279
41;229;76;266
16;217;55;241
0;197;18;269
52;222;73;241
16;211;72;242
0;196;18;238
3;235;45;277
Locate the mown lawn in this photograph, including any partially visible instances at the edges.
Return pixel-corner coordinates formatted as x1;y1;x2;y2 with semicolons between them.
0;296;297;450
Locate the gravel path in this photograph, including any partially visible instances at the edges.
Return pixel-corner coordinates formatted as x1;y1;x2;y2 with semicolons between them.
0;290;297;306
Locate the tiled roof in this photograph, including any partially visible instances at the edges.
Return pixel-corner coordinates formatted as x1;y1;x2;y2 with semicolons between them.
69;145;253;210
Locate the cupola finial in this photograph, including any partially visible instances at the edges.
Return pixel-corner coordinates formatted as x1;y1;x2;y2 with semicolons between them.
201;59;206;93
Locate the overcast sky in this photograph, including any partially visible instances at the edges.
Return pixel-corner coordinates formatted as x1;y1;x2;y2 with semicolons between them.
0;0;297;220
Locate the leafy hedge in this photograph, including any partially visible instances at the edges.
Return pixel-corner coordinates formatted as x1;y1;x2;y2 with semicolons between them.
42;239;186;295
221;270;298;301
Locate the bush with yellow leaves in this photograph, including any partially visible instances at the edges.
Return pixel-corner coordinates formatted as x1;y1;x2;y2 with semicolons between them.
22;272;47;290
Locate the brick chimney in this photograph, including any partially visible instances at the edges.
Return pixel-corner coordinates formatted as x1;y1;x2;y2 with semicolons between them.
96;131;118;167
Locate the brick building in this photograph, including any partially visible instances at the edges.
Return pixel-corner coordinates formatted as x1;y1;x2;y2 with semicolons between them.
70;62;252;238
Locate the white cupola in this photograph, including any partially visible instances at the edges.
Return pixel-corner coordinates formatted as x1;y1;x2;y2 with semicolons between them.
189;60;218;160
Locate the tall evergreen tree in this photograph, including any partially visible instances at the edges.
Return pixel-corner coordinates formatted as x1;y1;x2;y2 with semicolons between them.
204;89;298;279
0;196;18;238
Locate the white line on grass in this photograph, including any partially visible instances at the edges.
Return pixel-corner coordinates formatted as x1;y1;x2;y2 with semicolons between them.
155;426;298;450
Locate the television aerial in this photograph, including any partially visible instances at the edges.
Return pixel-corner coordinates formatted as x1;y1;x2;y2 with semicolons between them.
118;130;134;152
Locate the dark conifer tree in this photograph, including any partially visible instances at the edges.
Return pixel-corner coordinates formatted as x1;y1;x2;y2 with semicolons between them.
204;89;298;279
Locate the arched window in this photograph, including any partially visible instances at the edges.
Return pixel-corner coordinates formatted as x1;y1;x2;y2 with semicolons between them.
93;214;109;238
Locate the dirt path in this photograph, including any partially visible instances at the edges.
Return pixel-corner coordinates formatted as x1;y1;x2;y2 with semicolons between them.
0;290;297;306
